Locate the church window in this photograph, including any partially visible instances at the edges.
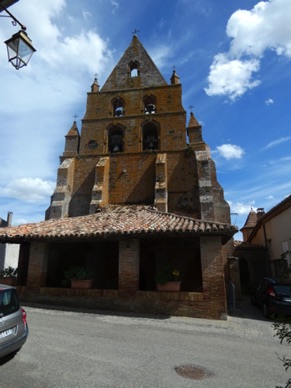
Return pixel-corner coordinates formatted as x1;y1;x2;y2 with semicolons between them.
108;125;124;153
88;140;98;149
112;97;125;117
128;61;140;77
143;95;156;114
142;122;159;151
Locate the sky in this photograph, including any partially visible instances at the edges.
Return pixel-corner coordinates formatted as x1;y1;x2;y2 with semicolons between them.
0;0;291;241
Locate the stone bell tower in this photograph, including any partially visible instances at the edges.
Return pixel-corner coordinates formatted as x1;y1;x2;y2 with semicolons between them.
46;34;230;225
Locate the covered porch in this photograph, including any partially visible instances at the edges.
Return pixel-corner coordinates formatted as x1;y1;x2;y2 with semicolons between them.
0;205;237;319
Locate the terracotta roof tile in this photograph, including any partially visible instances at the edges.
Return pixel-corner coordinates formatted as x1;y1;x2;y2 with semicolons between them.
0;205;237;243
233;240;265;249
241;210;257;229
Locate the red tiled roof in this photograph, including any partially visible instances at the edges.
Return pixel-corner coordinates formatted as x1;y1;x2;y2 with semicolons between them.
0;205;237;243
233;240;265;249
241;210;257;230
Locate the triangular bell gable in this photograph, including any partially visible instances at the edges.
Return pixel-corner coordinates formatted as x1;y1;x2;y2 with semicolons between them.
101;35;167;91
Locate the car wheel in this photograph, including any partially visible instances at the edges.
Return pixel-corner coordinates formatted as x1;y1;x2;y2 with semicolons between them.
263;303;270;318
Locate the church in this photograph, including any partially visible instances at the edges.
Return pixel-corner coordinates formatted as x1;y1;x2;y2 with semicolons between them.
0;35;237;319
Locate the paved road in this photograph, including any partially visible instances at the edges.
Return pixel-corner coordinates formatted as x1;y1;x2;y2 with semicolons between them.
0;300;289;388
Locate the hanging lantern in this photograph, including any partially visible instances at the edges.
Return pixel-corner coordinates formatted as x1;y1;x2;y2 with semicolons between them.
4;29;36;70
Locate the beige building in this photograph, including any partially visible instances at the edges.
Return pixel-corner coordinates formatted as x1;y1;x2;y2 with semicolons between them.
0;212;19;271
246;195;291;276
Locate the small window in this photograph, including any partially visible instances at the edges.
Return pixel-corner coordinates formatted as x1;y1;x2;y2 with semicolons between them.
0;289;19;317
108;126;124;153
145;104;155;114
143;95;157;114
115;107;123;116
112;97;125;117
282;241;290;265
128;61;140;78
131;68;138;77
88;140;98;150
142;122;159;151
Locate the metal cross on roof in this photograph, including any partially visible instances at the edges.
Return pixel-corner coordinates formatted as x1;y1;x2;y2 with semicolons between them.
132;28;140;36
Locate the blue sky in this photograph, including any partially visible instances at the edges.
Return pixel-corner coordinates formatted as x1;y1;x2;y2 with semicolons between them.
0;0;290;241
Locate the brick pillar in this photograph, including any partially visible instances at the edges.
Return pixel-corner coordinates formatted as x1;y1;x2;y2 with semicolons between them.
26;242;48;293
200;236;227;319
118;239;139;296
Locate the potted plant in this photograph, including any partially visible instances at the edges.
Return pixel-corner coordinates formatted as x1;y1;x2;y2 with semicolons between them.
63;266;93;289
0;266;18;286
155;266;181;291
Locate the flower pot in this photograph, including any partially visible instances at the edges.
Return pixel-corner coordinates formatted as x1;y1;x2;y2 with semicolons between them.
71;279;93;289
0;277;17;286
157;281;181;291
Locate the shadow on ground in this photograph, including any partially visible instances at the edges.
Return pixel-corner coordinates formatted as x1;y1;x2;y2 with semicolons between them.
228;296;270;321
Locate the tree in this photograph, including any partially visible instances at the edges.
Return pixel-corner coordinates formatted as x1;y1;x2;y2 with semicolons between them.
273;318;291;388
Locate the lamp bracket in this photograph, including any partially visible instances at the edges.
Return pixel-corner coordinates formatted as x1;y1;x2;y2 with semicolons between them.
0;3;26;31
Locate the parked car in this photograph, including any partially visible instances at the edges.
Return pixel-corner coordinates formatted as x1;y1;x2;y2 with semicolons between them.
250;277;291;318
0;284;28;358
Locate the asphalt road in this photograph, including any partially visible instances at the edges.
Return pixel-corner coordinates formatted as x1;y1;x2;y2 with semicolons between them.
0;300;289;388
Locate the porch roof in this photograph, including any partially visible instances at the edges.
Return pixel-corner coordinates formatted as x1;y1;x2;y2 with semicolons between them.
0;205;237;243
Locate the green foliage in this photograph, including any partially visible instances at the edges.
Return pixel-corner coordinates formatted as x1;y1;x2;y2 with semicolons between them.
64;266;92;281
155;266;180;285
273;317;291;388
0;266;18;278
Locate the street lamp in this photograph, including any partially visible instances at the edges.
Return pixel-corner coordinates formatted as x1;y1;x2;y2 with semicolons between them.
0;2;36;69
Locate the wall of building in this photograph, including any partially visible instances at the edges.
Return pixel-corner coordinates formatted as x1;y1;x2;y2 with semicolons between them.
264;207;291;263
17;235;229;320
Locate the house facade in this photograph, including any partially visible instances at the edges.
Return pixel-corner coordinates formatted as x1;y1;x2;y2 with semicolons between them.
231;196;291;295
0;35;237;319
0;212;19;271
246;195;291;277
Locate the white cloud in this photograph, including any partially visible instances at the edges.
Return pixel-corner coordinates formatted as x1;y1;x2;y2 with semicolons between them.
43;31;111;74
111;0;119;14
265;98;274;105
0;179;55;203
1;0;113;76
265;137;291;149
228;201;256;215
266;195;274;200
227;0;291;58
150;45;173;69
205;54;260;100
216;144;245;160
205;0;291;100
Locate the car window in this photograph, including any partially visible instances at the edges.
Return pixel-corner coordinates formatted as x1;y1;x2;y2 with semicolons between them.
274;285;291;296
0;289;20;316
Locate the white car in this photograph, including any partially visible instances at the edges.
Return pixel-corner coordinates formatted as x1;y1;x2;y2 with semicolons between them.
0;284;28;358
